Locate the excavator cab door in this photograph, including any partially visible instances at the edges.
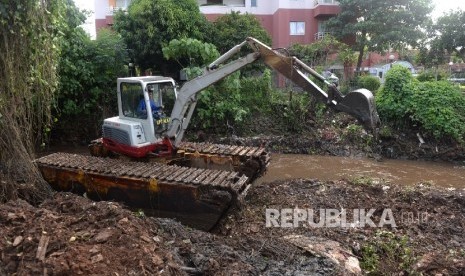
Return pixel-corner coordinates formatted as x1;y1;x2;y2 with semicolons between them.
148;82;176;134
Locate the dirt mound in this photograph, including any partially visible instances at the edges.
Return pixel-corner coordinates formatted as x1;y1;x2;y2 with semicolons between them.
0;192;334;275
1;179;464;275
216;179;465;275
0;193;182;275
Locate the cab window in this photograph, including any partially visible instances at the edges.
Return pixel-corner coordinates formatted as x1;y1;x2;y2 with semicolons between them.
120;82;143;118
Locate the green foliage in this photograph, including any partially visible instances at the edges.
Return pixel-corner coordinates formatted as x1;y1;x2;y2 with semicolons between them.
238;69;273;113
358;75;381;93
378;125;394;138
349;175;375;186
195;72;248;129
56;27;128;138
209;11;271;54
361;231;418;275
161;36;274;133
162;38;219;68
113;0;210;73
338;48;357;66
376;66;414;127
288;35;348;66
0;0;69;201
416;69;446;82
326;0;433;70
408;81;465;141
435;10;465;61
376;65;465;142
415;43;447;68
266;90;311;133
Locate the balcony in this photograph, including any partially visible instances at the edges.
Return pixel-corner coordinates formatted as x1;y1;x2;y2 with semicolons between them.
314;0;340;18
108;6;128;15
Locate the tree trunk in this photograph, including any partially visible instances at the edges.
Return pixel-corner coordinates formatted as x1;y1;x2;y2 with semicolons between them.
356;31;367;74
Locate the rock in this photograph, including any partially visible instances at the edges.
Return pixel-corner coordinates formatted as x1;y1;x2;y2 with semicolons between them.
91;254;104;264
284;235;361;275
13;236;23;246
140;235;151;243
94;229;113;243
414;252;435;270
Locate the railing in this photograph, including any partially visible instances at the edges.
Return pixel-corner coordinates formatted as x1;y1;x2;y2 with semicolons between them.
314;32;332;40
314;0;338;5
108;6;128;15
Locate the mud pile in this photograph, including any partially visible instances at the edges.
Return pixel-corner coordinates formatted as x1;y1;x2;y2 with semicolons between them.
1;179;464;275
0;192;334;275
217;179;465;275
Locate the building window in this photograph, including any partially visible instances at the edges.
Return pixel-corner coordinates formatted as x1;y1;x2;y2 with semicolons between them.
206;0;223;4
290;22;305;35
251;0;257;7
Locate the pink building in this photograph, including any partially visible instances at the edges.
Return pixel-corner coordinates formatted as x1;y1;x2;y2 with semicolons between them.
94;0;340;48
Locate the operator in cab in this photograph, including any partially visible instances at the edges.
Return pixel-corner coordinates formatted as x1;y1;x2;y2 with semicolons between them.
137;86;162;119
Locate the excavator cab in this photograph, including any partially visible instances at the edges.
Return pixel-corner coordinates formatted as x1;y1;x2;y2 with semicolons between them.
99;76;178;158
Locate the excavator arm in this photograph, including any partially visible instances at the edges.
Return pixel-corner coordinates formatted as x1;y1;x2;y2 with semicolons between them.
166;41;261;146
245;38;380;131
167;37;380;147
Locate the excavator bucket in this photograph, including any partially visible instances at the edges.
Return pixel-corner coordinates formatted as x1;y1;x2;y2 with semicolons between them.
246;37;380;133
332;88;380;131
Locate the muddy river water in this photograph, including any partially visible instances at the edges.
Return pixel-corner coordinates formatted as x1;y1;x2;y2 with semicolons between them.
45;146;465;189
256;154;465;189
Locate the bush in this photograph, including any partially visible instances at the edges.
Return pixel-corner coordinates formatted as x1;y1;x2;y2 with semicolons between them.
358;75;381;93
416;69;447;82
376;66;414;127
193;69;274;133
376;65;465;142
408;81;465;141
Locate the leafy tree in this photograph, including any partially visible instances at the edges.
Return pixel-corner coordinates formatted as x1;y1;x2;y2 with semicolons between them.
0;0;67;202
209;11;271;54
288;35;347;67
326;0;433;71
55;27;129;141
434;10;465;62
415;42;447;68
113;0;210;74
162;38;219;68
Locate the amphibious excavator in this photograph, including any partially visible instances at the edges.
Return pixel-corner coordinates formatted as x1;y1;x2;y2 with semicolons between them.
36;37;379;230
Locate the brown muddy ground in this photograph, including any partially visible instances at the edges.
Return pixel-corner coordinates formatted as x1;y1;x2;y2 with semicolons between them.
1;179;464;275
3;110;465;275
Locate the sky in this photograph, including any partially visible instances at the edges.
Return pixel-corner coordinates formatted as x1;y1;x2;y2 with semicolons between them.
74;0;96;39
431;0;465;19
